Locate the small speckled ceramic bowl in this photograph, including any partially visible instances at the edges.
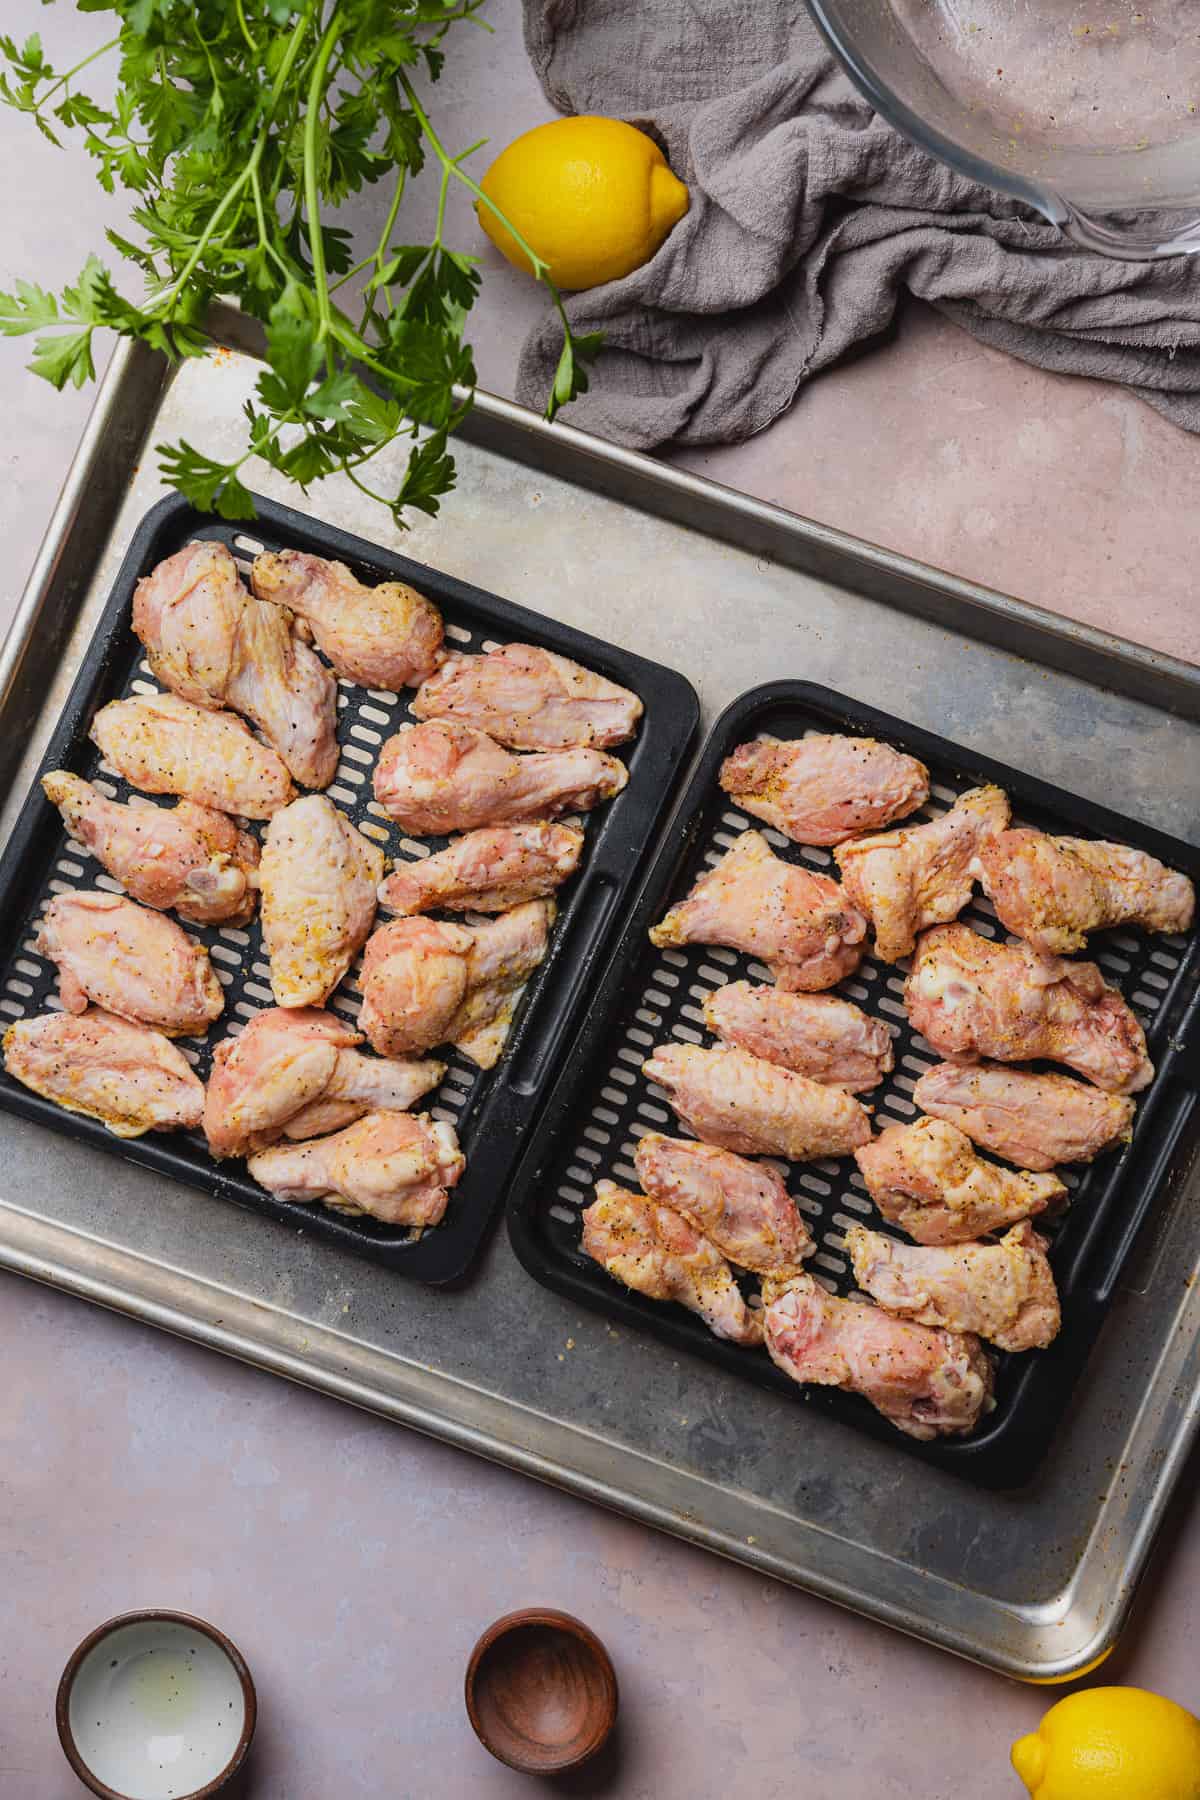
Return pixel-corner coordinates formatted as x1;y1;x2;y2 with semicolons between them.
56;1611;256;1800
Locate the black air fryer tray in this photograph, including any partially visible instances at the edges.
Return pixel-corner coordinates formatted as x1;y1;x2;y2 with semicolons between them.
0;491;699;1283
508;681;1200;1486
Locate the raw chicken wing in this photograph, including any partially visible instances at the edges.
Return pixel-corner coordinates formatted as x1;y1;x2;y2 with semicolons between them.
247;1110;464;1226
37;892;223;1036
411;642;642;749
703;980;892;1091
854;1117;1064;1245
91;693;294;819
634;1132;814;1275
912;1062;1135;1172
719;733;929;846
763;1273;992;1440
359;900;552;1069
378;822;584;916
975;827;1195;955
834;784;1010;962
906;923;1153;1094
3;1007;204;1138
581;1181;762;1345
643;1042;871;1160
42;772;259;927
132;540;338;788
251;549;443;690
259;796;383;1008
204;1007;443;1159
649;831;867;992
847;1221;1060;1353
374;721;627;834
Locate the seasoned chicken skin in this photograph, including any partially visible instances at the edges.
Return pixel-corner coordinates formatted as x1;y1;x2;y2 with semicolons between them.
359;900;552;1069
906;923;1153;1094
37;892;223;1036
251;549;443;691
132;540;338;788
3;1007;204;1138
42;772;259;928
204;1007;443;1159
763;1273;992;1440
378;823;584;917
643;1042;872;1160
411;643;642;749
847;1222;1060;1354
259;796;383;1008
975;827;1195;956
247;1109;464;1226
91;693;294;820
913;1062;1135;1172
854;1117;1064;1245
634;1132;814;1276
649;831;867;992
834;784;1010;963
582;1181;763;1345
703;981;893;1091
719;733;929;847
374;720;628;835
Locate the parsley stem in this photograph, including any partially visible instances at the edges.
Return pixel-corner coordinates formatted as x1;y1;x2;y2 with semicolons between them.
303;9;344;343
21;36;119;121
398;71;551;283
234;0;259;58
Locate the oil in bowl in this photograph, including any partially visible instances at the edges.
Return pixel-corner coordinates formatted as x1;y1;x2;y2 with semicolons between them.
58;1612;255;1800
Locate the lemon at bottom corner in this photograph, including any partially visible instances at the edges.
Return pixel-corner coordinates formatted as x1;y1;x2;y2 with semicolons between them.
1012;1686;1200;1799
477;115;689;291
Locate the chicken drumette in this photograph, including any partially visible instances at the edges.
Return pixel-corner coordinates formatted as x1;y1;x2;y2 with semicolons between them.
912;1062;1135;1172
132;540;338;789
3;1007;204;1138
204;1008;443;1159
259;796;383;1008
374;721;627;835
703;981;893;1091
846;1222;1060;1354
762;1273;993;1440
581;1181;763;1346
854;1117;1064;1245
247;1110;464;1226
91;693;294;819
378;822;584;917
42;772;259;927
411;642;642;749
649;831;867;992
359;900;552;1069
633;1132;814;1276
37;891;223;1036
719;733;929;846
643;1042;872;1160
834;784;1010;963
975;827;1195;955
906;923;1153;1094
251;549;443;691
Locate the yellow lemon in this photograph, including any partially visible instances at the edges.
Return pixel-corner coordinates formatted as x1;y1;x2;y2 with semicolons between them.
477;115;689;290
1012;1687;1200;1799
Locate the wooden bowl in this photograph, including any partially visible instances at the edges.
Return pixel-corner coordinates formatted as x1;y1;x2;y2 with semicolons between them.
465;1608;618;1774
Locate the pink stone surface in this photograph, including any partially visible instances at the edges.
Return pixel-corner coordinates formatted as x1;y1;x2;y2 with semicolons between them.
1;5;1199;1794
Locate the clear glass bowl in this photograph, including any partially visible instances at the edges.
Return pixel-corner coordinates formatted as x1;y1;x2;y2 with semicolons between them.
806;0;1200;258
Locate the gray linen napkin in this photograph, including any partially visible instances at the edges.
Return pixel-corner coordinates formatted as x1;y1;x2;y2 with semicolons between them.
517;0;1200;449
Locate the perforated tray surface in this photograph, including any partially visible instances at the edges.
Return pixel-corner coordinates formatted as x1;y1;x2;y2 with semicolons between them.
508;682;1200;1485
0;492;699;1283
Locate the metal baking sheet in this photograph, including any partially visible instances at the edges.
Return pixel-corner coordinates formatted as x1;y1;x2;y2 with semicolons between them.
1;320;1198;1679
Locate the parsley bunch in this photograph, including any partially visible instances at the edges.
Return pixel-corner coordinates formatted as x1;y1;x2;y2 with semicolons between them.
0;1;600;524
